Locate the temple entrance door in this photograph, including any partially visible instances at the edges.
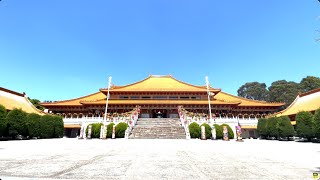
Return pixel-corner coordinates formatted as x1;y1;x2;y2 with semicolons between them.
152;109;167;118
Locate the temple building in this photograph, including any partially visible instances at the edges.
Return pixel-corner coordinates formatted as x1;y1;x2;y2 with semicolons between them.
0;87;44;115
41;75;284;138
276;88;320;125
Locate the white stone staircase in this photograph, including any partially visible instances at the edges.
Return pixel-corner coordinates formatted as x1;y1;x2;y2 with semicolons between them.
128;118;186;139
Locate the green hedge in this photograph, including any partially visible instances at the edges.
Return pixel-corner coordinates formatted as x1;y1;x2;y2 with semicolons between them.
220;124;234;139
201;123;212;139
115;122;128;138
296;111;314;140
7;109;28;137
266;117;278;139
314;109;320;139
189;122;200;138
52;116;64;138
107;123;115;138
0;104;7;137
257;118;267;138
213;124;223;139
278;116;295;138
27;113;41;138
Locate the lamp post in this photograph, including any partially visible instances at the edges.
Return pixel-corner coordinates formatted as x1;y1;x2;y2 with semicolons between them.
205;76;213;123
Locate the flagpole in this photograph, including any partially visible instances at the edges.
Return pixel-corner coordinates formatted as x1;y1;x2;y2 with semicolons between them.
205;76;213;123
104;76;112;125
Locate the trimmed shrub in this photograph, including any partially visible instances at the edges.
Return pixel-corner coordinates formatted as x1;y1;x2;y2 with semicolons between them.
201;123;212;139
213;124;223;139
266;117;278;139
278;116;295;138
115;122;128;138
257;118;268;138
107;123;115;138
40;115;55;138
52;116;64;138
91;123;103;138
220;124;234;139
313;108;320;139
27;113;41;138
7;109;28;137
189;122;200;138
0;104;7;136
296;111;314;140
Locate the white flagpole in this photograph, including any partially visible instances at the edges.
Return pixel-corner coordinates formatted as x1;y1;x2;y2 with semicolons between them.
104;76;112;125
205;76;213;123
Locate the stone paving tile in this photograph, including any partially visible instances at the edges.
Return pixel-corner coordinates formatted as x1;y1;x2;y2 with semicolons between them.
0;138;319;180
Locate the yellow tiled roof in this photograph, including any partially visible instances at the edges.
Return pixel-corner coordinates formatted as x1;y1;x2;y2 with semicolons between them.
241;125;257;129
80;99;240;105
214;92;284;107
276;88;320;117
101;75;220;92
64;124;81;128
41;92;106;106
0;87;45;115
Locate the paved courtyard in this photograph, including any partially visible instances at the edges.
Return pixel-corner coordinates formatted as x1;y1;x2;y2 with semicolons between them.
0;138;319;180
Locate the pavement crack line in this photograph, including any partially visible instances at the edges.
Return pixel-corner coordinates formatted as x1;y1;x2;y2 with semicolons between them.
176;151;208;179
47;154;107;178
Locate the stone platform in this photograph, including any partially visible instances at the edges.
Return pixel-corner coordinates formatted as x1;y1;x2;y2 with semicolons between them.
0;138;319;180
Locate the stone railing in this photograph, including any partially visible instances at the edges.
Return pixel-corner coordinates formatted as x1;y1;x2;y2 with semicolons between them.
67;106;141;139
177;106;258;136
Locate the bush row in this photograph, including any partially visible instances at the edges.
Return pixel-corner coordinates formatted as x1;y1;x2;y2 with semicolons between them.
0;105;64;139
86;122;128;138
258;109;320;141
188;122;234;139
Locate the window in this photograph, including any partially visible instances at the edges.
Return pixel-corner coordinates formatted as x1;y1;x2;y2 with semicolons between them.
169;96;178;99
141;96;151;99
191;96;201;100
119;96;129;99
130;96;140;99
180;96;189;99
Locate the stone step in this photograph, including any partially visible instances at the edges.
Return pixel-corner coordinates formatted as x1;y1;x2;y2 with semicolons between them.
129;118;186;139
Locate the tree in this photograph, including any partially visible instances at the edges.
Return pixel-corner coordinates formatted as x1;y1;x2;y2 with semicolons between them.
299;76;320;93
28;98;45;111
257;118;268;138
268;80;300;108
107;123;115;138
27;113;41;138
7;109;28;137
40;115;55;138
237;82;269;101
296;111;314;141
52;116;64;138
0;104;7;136
200;123;212;139
313;109;320;139
277;116;295;138
266;117;278;138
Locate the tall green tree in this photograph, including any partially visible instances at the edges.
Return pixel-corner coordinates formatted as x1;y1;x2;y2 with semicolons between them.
7;109;28;137
0;104;7;136
313;109;320;139
277;116;295;138
257;118;268;138
296;111;314;141
237;82;269;101
268;80;300;108
26;113;42;138
28;98;45;111
266;117;279;138
299;76;320;93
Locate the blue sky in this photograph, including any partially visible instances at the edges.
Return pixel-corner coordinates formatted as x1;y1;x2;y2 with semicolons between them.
0;1;319;101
